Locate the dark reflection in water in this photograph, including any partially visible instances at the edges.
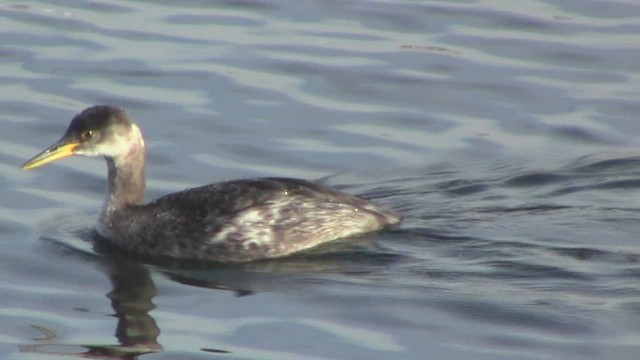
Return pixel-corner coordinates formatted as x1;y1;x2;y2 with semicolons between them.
103;258;163;357
17;261;160;358
18;253;163;358
18;227;403;358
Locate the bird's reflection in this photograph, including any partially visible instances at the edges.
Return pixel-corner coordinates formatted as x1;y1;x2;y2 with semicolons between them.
19;227;402;358
103;257;162;356
18;254;164;359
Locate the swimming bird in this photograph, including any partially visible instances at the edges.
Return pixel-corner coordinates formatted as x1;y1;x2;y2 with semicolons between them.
21;106;401;262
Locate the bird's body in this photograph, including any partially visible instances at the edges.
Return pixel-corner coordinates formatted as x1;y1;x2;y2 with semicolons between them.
22;106;401;262
101;177;398;261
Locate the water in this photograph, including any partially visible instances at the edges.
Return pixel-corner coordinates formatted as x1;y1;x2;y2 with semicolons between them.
1;0;640;359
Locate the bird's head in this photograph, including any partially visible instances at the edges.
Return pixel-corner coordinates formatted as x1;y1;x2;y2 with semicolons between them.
22;106;142;170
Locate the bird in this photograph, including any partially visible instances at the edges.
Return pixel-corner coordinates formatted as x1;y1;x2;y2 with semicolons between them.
21;106;401;262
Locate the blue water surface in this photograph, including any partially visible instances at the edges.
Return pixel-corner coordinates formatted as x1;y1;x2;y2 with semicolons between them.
1;1;640;359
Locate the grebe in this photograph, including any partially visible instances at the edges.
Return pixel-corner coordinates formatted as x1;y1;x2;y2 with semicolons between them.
21;106;401;262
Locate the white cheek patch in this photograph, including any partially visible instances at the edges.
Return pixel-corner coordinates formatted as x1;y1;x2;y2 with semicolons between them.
75;124;144;158
97;134;132;157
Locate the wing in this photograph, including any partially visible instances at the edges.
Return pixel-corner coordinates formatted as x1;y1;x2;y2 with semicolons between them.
111;177;400;261
149;177;370;217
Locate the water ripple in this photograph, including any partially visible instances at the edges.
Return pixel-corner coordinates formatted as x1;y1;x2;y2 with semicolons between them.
2;0;640;359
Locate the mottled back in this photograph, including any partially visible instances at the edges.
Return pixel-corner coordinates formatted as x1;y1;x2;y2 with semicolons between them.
105;178;400;261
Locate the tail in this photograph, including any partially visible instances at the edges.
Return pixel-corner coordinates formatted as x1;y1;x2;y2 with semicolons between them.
363;203;402;229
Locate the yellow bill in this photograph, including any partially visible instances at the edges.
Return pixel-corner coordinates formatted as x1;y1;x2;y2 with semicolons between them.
21;141;80;170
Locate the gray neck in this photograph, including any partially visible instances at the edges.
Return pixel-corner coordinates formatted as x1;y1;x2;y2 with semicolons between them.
103;142;146;216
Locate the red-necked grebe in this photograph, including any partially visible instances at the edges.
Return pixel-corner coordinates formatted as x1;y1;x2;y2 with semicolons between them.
21;106;402;262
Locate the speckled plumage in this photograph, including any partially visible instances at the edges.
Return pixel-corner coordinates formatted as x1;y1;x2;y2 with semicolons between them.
24;106;402;262
102;177;400;261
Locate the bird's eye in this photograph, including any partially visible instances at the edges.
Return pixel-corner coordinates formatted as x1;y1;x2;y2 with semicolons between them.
81;130;94;141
